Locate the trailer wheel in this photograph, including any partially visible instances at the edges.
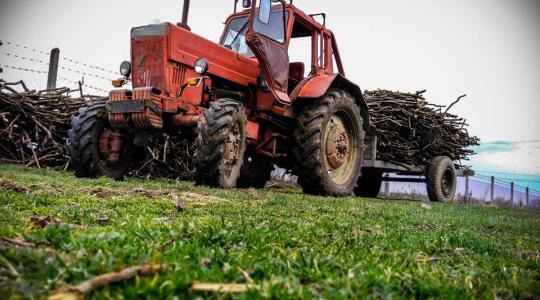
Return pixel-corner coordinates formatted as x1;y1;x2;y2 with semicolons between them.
237;152;273;188
293;89;365;196
354;169;383;198
68;101;133;180
193;99;246;188
426;156;457;202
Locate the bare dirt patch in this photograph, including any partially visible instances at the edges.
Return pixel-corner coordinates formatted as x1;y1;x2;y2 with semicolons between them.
0;178;28;193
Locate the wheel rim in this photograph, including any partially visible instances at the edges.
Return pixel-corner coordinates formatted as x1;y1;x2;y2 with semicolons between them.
441;167;454;197
222;119;242;181
324;110;358;185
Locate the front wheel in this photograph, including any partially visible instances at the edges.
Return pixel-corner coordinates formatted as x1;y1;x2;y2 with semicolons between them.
68;101;134;180
293;89;365;196
425;156;457;202
193;99;247;188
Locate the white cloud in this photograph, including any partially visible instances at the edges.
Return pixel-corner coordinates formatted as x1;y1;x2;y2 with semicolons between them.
470;141;540;175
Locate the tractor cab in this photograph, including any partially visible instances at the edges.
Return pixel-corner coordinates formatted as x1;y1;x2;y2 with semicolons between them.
220;0;349;106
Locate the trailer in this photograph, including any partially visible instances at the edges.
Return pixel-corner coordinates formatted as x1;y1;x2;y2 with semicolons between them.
356;135;475;202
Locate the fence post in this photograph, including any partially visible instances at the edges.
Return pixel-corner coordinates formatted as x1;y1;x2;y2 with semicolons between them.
0;41;3;75
490;176;495;203
46;48;60;90
526;187;529;208
510;182;514;207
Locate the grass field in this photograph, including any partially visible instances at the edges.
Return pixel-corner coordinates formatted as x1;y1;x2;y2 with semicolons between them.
0;163;539;299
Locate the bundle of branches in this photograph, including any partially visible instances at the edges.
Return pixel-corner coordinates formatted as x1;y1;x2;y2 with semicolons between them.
0;80;194;178
130;134;194;180
0;80;97;168
364;89;479;166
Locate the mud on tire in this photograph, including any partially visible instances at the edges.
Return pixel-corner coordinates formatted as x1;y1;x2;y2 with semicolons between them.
293;89;365;196
68;101;133;180
193;99;247;188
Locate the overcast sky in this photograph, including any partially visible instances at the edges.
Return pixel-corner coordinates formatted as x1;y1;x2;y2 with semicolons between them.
1;0;539;143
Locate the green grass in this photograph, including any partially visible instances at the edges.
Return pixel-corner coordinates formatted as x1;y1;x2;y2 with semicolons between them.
0;163;539;299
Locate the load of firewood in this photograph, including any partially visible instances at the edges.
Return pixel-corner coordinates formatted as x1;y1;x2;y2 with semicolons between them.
0;80;193;178
364;89;479;166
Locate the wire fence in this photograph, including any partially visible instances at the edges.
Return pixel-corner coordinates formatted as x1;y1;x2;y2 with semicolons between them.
380;174;540;210
0;40;116;95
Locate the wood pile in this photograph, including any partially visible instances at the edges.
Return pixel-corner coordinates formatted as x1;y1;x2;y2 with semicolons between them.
364;89;479;166
0;80;193;178
0;80;91;169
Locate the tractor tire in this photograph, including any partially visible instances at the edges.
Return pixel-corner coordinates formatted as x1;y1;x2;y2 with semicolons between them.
293;89;365;196
193;99;247;189
68;101;133;180
237;152;273;188
426;156;457;202
354;169;383;198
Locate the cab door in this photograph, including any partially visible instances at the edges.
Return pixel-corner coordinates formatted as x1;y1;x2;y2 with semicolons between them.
246;0;290;102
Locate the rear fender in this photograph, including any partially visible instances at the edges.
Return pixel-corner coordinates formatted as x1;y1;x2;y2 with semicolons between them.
292;74;370;131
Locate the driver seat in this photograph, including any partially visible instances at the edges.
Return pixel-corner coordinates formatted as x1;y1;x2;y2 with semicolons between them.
288;62;305;93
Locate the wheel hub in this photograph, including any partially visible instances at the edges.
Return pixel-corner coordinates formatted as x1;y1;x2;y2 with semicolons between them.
325;120;350;169
98;129;124;163
441;168;454;197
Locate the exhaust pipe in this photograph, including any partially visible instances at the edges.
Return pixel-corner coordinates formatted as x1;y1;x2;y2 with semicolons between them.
178;0;191;31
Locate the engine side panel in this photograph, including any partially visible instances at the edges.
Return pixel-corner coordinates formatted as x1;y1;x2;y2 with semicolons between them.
167;23;260;87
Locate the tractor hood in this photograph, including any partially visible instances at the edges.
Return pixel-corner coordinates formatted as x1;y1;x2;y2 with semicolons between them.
130;22;259;93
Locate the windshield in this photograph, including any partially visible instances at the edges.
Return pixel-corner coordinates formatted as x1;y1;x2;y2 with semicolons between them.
221;10;288;57
222;17;254;57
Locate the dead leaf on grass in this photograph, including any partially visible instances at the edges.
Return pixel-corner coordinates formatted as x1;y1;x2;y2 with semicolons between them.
415;254;442;263
29;216;84;229
421;202;432;210
181;192;227;203
454;247;467;254
30;216;61;228
172;193;186;212
189;282;255;293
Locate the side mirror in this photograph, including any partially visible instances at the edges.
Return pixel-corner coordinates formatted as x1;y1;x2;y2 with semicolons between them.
258;0;271;24
242;0;251;8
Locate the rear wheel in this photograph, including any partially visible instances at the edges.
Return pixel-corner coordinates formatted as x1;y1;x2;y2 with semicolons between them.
193;99;247;188
68;101;133;180
237;152;273;188
354;169;383;198
426;156;457;202
293;89;365;196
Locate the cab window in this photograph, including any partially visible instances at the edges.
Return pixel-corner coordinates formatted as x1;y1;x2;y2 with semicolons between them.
221;10;289;56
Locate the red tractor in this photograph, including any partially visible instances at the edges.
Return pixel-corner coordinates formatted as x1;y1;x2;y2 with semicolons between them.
69;0;371;196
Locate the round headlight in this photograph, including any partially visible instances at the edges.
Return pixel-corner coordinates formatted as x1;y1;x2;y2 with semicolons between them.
194;58;208;74
119;61;131;77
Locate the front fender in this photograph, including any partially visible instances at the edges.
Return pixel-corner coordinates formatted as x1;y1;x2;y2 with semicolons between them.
291;74;370;132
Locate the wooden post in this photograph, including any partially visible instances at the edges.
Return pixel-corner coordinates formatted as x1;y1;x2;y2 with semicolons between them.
46;48;60;90
510;182;514;207
490;176;495;202
526;187;529;208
